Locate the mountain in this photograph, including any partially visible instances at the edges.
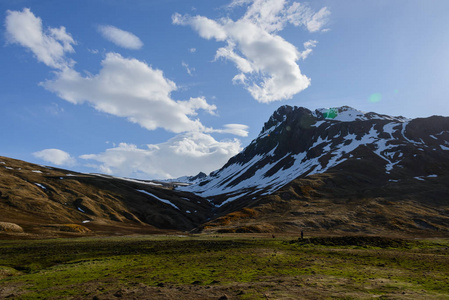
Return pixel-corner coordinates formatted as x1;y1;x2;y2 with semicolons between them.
0;156;213;237
180;106;449;205
2;105;449;237
161;172;208;185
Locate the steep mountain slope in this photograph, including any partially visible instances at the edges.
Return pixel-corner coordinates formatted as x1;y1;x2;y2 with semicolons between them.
180;106;449;211
179;105;449;235
199;162;449;235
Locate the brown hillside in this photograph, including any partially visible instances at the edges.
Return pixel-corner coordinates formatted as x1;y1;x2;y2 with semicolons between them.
0;156;212;238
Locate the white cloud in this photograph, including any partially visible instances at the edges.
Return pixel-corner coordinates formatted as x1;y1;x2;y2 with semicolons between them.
172;13;227;41
42;52;217;133
182;61;195;76
6;8;248;138
229;0;330;33
305;7;330;33
228;0;253;7
97;25;143;50
303;40;317;49
189;48;197;53
8;8;249;180
80;132;242;179
5;8;76;69
33;149;76;166
173;0;330;103
299;39;317;60
209;124;249;136
45;102;64;116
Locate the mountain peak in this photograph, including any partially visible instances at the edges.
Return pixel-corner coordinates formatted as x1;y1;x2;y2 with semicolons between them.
180;105;449;208
262;106;408;136
314;106;408;123
260;106;312;135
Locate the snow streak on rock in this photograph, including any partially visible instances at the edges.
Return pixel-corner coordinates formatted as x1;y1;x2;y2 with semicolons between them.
137;189;180;210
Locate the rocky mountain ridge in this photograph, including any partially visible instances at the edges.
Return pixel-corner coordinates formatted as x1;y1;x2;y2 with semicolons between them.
180;106;449;209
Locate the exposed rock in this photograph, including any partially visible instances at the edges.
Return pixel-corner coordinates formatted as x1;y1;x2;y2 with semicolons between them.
0;222;23;233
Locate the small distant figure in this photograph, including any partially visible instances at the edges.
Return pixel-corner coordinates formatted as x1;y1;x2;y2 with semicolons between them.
301;230;304;240
272;234;276;239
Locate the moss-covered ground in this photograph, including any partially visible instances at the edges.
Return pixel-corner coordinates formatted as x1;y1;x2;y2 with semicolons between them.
0;235;448;299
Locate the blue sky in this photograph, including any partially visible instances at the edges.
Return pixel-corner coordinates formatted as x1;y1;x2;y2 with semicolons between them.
1;0;449;179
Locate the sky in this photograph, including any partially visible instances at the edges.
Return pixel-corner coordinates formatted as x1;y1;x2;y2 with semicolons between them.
1;0;449;179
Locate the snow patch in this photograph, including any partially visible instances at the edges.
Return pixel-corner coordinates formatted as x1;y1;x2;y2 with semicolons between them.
258;124;279;139
219;194;245;207
136;189;180;210
32;170;43;173
34;183;46;190
383;123;400;138
332;108;365;122
311;120;326;127
435;130;449;136
401;122;422;145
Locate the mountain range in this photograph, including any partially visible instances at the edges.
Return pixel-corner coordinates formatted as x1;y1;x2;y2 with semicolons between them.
1;105;449;238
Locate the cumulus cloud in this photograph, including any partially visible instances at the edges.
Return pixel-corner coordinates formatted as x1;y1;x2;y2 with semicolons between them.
97;25;143;50
7;8;249;179
5;8;247;137
80;132;242;179
42;52;217;133
173;13;227;41
5;8;76;69
33;149;76;166
173;0;330;103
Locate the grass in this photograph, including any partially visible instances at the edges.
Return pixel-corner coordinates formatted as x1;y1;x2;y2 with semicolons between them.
0;235;448;299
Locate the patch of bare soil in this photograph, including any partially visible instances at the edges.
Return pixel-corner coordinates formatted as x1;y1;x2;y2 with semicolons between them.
34;276;442;300
0;282;26;299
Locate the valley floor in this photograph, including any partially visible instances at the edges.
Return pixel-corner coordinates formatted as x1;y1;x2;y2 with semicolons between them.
0;234;448;299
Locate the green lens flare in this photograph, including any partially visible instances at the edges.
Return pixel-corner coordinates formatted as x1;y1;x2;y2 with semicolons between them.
322;108;338;119
369;93;382;103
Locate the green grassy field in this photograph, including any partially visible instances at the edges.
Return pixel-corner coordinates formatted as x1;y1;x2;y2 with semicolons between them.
0;235;448;299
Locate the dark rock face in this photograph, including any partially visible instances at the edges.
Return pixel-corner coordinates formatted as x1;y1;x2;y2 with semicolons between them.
189;172;207;182
181;105;449;208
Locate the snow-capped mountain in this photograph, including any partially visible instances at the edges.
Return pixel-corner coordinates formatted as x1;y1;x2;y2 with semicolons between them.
2;105;449;236
180;106;449;206
161;172;208;185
